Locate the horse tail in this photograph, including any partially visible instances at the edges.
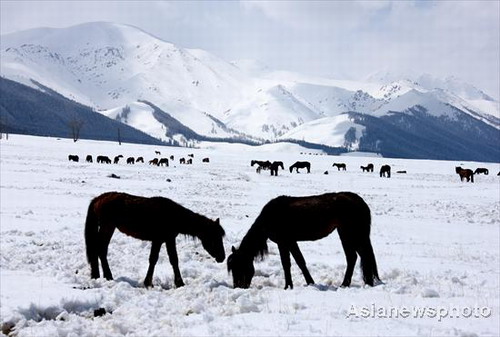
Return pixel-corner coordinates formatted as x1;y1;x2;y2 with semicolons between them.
358;237;380;286
84;199;100;278
359;200;381;286
346;193;380;286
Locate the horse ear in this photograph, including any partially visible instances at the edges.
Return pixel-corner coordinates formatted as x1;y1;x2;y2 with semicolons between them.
215;218;220;224
231;246;236;253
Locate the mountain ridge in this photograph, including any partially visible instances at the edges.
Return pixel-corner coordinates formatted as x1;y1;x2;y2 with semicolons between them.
1;22;498;161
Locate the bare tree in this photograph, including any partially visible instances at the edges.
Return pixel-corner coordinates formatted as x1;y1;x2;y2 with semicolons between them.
117;127;122;145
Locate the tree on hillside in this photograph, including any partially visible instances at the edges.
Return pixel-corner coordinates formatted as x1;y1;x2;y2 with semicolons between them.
69;118;84;142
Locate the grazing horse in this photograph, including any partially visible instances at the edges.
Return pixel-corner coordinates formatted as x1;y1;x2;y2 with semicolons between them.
360;164;374;172
379;165;391;178
85;192;226;288
332;163;346;171
136;157;144;163
180;158;186;164
86;155;93;163
474;168;489;175
126;157;135;164
227;192;381;289
97;155;112;164
455;167;474;183
251;160;272;173
186;159;193;165
202;157;210;163
155;151;161;155
68;155;79;162
114;155;123;164
270;161;284;176
149;158;159;166
158;158;169;167
289;161;311;173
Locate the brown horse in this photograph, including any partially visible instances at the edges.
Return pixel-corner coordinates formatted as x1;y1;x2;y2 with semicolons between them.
227;192;381;289
85;192;225;288
149;158;159;166
455;167;474;182
126;157;135;164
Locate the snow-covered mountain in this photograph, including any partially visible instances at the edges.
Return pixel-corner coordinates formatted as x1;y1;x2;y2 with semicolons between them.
1;22;498;161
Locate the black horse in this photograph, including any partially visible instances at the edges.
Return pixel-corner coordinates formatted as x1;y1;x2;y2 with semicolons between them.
380;165;391;178
85;192;225;288
68;155;79;162
474;168;489;175
251;160;272;173
158;158;169;167
289;161;311;173
97;155;112;164
227;192;381;289
360;164;374;172
332;163;346;171
86;155;93;163
456;166;474;183
114;155;123;164
270;161;284;176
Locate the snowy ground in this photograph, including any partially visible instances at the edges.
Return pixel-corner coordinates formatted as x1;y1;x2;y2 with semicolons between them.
1;135;499;337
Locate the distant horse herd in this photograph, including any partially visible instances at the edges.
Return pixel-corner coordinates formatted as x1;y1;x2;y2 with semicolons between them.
251;160;395;178
70;153;495;183
68;152;210;167
249;159;495;183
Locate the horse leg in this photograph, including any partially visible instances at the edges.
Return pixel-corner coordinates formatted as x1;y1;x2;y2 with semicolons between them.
144;240;162;288
289;242;314;285
338;228;358;287
98;226;115;280
165;237;184;287
277;243;293;289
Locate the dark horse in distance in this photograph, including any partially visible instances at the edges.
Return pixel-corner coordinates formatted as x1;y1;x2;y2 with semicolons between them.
379;165;391;178
360;164;374;172
455;166;474;183
85;192;226;288
289;161;311;173
251;160;272;173
270;161;284;176
227;192;381;289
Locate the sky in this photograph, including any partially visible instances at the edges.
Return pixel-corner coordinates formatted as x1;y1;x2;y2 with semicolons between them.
1;0;499;98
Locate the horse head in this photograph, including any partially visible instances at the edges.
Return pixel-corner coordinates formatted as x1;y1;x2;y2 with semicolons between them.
200;218;226;263
227;246;255;288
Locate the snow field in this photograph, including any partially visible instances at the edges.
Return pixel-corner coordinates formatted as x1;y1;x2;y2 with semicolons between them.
1;135;499;336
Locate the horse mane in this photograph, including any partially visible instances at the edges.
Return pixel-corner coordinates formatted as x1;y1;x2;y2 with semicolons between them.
238;216;269;261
